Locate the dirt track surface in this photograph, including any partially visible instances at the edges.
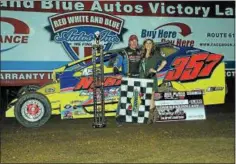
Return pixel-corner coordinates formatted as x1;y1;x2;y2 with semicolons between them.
0;104;235;163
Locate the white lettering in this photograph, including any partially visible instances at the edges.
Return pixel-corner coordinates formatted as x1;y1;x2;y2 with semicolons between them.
32;73;38;79
202;7;210;17
123;4;133;13
41;1;53;9
12;73;18;80
48;73;51;79
115;2;122;12
90;16;103;24
0;1;8;7
23;1;34;8
53;18;67;28
9;1;21;8
161;3;166;14
166;6;175;14
91;1;103;12
135;5;143;13
225;7;233;16
185;6;194;15
74;2;84;11
0;74;4;80
0;73;53;80
195;7;201;15
104;3;114;12
176;4;183;14
5;73;11;80
25;73;32;79
39;73;45;79
226;71;235;77
55;1;60;10
62;1;72;11
67;16;89;24
148;2;159;13
215;5;224;15
18;74;25;80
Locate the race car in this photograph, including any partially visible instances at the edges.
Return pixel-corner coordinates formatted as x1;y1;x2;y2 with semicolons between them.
5;42;226;128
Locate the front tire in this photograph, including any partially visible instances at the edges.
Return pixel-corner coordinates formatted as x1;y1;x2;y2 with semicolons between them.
14;93;51;128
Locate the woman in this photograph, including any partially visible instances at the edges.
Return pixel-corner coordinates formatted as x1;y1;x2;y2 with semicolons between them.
139;38;167;124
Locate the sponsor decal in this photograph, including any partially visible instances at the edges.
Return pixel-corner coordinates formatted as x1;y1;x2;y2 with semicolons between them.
164;53;224;82
157;108;187;121
154;93;163;100
128;88;142;112
74;76;121;90
206;86;224;92
64;104;72;109
82;67;101;76
62;104;73;118
186;91;203;95
0;17;30;52
155;91;206;122
164;92;186;100
189;99;203;104
73;107;87;115
141;22;194;47
70;100;83;104
47;11;127;61
45;87;55;93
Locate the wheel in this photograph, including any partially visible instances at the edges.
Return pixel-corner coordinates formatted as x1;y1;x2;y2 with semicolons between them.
14;92;51;128
17;85;40;97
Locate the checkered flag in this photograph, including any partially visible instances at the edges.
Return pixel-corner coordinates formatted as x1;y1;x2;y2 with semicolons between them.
117;77;153;123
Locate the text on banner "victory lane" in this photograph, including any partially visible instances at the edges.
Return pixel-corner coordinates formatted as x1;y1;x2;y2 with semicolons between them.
1;1;234;17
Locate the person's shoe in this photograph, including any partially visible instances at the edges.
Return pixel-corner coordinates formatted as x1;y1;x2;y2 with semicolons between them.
147;119;153;125
116;121;123;127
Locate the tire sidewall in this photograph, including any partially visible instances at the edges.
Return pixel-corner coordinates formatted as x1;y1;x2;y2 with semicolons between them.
14;92;51;128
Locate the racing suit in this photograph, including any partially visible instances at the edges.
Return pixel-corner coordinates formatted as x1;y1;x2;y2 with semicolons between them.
113;47;142;78
114;47;142;125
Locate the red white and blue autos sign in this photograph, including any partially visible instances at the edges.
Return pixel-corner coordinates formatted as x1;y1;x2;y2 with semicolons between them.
47;11;127;61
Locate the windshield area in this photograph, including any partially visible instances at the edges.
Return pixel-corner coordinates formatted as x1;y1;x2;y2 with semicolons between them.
160;46;179;57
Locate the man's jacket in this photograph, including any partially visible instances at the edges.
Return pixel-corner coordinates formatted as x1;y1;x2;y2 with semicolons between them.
113;47;141;76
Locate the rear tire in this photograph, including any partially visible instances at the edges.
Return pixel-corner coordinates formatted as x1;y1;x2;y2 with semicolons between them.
14;92;51;128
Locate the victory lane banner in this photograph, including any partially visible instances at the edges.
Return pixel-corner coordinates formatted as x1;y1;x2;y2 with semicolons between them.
154;91;206;122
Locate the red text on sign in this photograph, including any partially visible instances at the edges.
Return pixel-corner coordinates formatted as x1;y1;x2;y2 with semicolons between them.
164;53;224;82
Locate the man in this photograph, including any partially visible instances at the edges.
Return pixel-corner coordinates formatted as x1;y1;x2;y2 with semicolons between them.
113;35;141;78
113;35;142;126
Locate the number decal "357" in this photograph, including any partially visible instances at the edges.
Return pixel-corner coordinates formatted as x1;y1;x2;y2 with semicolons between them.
165;54;224;82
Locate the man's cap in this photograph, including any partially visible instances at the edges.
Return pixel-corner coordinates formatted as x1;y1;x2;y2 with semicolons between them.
129;35;138;42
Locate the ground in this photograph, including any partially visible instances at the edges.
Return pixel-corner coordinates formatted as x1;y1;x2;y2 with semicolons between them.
0;103;235;163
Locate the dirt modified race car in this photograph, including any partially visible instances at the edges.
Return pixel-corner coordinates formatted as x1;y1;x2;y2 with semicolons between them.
5;42;226;128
